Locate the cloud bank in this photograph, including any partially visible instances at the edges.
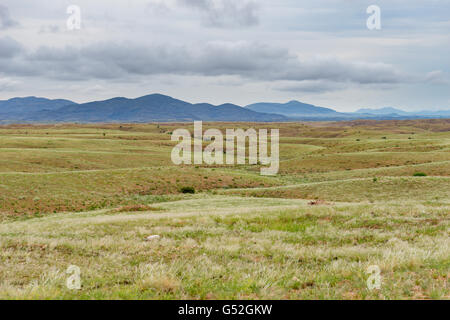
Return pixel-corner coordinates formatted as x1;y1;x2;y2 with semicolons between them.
1;39;407;86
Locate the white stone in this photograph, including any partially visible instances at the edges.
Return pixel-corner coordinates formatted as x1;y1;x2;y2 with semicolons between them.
145;235;160;241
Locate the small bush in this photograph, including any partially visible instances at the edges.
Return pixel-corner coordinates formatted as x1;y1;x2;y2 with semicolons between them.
180;186;195;194
413;172;427;177
373;177;378;182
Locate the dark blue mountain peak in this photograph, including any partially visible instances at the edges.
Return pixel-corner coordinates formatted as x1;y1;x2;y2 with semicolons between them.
1;93;449;123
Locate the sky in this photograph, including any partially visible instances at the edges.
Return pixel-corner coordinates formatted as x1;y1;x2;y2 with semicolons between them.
0;0;449;112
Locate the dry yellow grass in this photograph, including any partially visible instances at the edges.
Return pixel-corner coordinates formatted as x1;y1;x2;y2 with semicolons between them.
0;197;448;299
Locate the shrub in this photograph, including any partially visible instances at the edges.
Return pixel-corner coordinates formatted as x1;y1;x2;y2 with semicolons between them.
413;172;427;177
180;186;195;194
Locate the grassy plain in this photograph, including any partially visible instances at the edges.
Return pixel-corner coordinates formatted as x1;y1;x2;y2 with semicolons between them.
0;120;448;299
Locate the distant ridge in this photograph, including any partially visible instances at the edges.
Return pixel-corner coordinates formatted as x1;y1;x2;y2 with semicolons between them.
0;94;449;123
356;107;450;117
356;107;410;115
246;100;338;117
12;94;287;123
0;97;75;119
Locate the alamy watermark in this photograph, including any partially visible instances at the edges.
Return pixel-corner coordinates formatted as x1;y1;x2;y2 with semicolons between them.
366;265;382;290
67;5;81;30
64;4;380;31
171;121;279;176
66;265;81;290
367;5;381;30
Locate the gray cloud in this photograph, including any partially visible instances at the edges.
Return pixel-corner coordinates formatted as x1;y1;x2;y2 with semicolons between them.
0;5;18;30
2;39;408;87
0;37;22;58
274;80;347;94
178;0;259;27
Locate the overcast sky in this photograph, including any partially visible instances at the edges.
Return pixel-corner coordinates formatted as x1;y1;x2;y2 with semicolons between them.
0;0;449;111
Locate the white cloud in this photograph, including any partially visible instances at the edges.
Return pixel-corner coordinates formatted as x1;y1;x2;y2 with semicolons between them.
0;77;19;91
178;0;260;27
425;70;449;85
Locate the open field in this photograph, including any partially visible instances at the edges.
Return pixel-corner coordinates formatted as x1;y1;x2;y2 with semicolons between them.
0;120;449;299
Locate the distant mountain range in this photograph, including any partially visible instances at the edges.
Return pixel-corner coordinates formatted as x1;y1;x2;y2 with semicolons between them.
355;107;411;116
0;94;449;123
0;94;287;123
0;97;75;119
246;102;450;120
246;101;338;117
355;107;450;117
